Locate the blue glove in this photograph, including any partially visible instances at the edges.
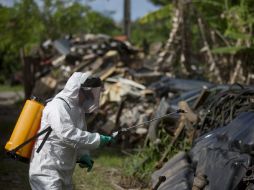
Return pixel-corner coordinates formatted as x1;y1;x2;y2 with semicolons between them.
100;135;114;146
78;154;94;172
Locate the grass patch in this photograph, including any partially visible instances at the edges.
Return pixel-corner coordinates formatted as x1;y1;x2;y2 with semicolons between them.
123;145;159;182
73;148;125;190
122;128;192;184
74;167;113;190
94;148;124;168
0;85;23;92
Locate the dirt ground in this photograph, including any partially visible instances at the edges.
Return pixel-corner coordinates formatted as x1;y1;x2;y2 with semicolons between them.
0;102;30;190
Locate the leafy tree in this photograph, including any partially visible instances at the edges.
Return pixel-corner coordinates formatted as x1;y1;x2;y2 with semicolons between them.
138;0;254;83
0;0;120;83
131;4;172;46
0;0;43;83
40;0;120;39
83;11;121;35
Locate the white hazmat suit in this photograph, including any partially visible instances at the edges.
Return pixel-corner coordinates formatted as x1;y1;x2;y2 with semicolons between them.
29;72;101;190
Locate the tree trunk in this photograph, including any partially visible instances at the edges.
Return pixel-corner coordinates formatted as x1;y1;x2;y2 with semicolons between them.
20;48;35;99
123;0;131;40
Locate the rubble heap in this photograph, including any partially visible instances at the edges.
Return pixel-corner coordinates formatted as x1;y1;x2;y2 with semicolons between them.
31;34;164;147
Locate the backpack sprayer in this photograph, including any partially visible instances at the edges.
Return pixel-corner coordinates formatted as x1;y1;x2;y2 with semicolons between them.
5;96;71;163
111;109;187;138
3;96;72;163
5;97;46;163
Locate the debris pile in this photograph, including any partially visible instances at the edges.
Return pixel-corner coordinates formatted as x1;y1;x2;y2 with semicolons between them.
24;33;254;190
31;33;141;99
30;34;164;147
30;34;221;150
151;87;254;190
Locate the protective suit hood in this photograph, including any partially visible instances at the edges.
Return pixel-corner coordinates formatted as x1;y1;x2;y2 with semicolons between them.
55;72;91;107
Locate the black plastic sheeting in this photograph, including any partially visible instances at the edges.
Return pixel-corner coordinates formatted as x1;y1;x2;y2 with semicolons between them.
149;77;213;97
191;112;254;155
152;152;193;190
152;112;254;190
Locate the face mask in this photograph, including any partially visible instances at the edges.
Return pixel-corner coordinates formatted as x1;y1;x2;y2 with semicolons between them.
81;87;101;113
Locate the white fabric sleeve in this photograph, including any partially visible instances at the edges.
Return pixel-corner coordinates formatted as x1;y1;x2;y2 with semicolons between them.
48;102;101;150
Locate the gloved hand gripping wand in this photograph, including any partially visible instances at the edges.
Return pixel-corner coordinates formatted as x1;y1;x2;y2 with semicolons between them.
112;109;187;138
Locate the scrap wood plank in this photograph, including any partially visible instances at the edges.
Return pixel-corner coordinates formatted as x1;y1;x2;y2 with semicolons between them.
72;57;96;72
192;89;210;110
99;66;117;81
178;101;198;124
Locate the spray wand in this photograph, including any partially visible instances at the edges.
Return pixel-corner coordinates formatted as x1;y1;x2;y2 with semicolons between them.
111;109;187;138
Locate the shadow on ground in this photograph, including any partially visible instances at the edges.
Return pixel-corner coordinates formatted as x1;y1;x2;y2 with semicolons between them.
0;102;31;190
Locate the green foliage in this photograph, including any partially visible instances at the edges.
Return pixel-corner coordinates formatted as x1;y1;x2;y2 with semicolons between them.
0;1;43;83
223;1;254;42
83;11;121;35
193;0;254;43
41;1;120;38
0;0;120;83
193;0;227;31
139;4;172;24
50;2;89;37
123;145;159;181
149;0;170;6
0;85;23;92
131;4;172;46
131;21;170;46
211;46;243;54
124;126;191;182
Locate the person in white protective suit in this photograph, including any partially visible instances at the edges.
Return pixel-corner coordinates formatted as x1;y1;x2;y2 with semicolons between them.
29;72;113;190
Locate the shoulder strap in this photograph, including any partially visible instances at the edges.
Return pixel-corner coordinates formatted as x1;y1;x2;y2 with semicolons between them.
46;97;71;110
36;127;52;153
35;97;71;153
56;97;71;110
8;126;52;155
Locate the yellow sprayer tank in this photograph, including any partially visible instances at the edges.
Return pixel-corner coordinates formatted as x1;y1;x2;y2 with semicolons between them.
5;98;44;161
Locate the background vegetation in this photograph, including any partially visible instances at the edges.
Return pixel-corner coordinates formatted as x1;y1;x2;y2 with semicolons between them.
1;0;253;84
0;0;121;83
